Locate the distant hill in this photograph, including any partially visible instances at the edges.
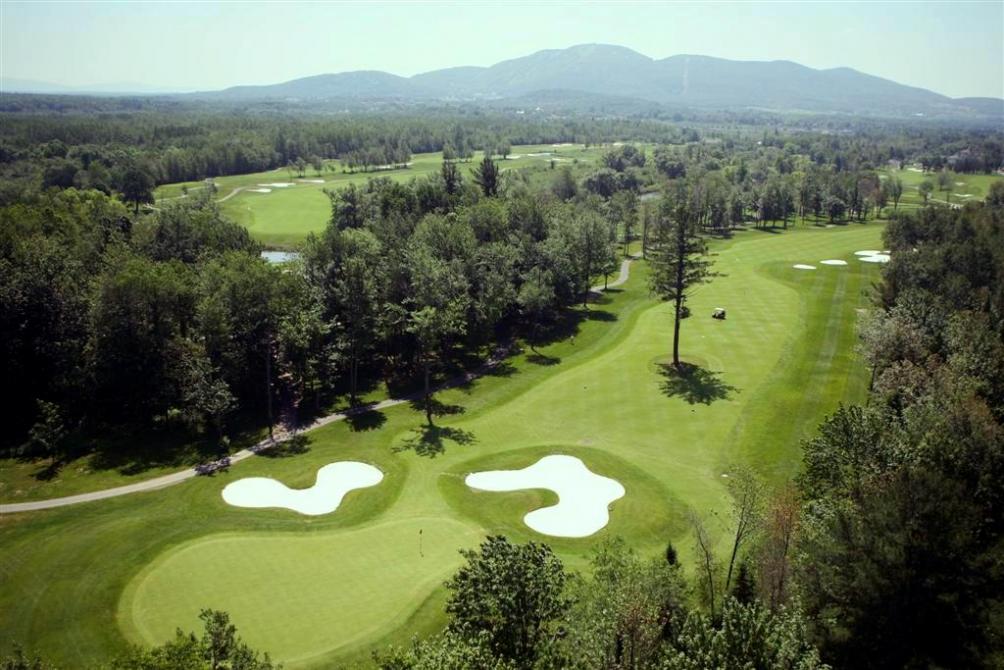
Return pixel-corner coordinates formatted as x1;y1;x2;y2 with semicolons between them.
16;44;1002;120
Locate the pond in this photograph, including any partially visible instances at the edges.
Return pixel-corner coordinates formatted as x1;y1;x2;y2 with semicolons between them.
261;250;301;264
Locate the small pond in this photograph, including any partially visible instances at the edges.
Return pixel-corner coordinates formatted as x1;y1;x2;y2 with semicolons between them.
261;250;301;264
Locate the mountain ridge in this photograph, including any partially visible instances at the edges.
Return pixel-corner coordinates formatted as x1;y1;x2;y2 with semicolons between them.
6;44;1001;119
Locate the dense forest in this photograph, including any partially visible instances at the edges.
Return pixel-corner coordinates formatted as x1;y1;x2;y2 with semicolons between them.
1;99;1001;208
2;104;1003;669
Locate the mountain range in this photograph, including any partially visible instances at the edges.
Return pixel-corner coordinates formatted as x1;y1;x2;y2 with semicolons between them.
7;45;1002;119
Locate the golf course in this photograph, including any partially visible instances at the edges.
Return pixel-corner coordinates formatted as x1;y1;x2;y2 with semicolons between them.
154;144;622;248
0;221;883;668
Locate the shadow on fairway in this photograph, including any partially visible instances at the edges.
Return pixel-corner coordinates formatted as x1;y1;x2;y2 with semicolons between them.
408;397;465;419
346;409;387;432
396;424;477;458
658;362;737;405
526;352;561;366
260;433;311;458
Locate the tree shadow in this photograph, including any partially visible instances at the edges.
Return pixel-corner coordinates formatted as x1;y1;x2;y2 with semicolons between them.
658;363;737;405
395;425;477;458
346;409;387;432
584;309;617;322
31;460;63;481
408;397;466;419
527;352;561;366
260;434;311;458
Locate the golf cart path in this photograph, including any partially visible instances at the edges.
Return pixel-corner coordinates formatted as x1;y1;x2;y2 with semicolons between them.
216;186;245;203
1;256;638;514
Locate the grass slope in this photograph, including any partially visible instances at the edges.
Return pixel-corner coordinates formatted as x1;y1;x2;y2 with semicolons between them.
0;223;883;668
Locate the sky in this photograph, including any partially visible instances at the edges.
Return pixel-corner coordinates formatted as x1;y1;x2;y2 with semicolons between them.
2;1;1002;98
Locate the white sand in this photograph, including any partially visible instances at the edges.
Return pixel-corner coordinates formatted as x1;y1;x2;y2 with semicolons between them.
465;455;625;538
248;188;272;193
793;264;816;270
854;250;882;256
820;259;848;266
527;152;553;157
859;253;890;263
222;461;383;515
551;143;574;147
297;179;325;184
260;182;295;188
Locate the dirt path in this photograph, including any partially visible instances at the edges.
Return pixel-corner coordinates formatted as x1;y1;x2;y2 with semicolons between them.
1;257;637;514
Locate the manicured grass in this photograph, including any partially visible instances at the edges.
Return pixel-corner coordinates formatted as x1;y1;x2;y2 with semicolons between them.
121;517;483;666
878;167;1003;210
0;222;884;668
153;144;624;248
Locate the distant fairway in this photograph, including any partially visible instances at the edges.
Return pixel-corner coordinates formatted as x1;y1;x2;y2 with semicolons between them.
155;144;617;247
1;223;883;668
879;166;1003;210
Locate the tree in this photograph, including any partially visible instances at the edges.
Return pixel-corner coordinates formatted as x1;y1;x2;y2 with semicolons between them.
473;155;500;198
325;228;383;401
648;184;716;368
112;608;277;670
937;169;953;203
756;484;800;610
918;179;934;204
518;267;555;353
610;190;639;255
25;400;67;465
373;631;514;670
445;536;569;666
887;175;903;212
560;539;687;669
665;599;829;670
0;646;56;670
405;225;470;425
441;160;462;196
120;165;155;214
722;467;765;596
551;166;577;201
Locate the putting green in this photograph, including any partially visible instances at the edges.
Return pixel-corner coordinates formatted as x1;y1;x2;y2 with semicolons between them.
121;517;483;667
0;223;884;668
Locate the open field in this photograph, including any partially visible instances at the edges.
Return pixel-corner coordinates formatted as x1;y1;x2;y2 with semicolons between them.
0;223;883;668
155;144;622;248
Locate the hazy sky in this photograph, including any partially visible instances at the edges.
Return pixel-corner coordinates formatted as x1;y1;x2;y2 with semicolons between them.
2;1;1002;98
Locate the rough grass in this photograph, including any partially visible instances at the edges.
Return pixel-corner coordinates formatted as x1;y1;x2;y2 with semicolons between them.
0;222;884;668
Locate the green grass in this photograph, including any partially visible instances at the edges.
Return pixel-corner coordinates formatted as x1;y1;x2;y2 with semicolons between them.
153;144;624;248
0;222;884;668
878;167;1003;210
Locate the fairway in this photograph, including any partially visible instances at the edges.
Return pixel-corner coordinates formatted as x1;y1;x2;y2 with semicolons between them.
154;144;624;248
1;223;883;668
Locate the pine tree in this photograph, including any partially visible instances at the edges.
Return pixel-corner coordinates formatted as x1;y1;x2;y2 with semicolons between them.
648;183;716;368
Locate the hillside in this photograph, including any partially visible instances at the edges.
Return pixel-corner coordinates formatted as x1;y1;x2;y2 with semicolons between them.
187;44;1002;119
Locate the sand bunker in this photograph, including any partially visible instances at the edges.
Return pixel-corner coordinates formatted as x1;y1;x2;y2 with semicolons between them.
260;182;294;188
859;253;890;263
465;455;625;538
820;259;848;266
248;188;272;193
854;250;882;256
793;264;816;270
527;152;553;157
222;462;383;515
297;179;325;184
